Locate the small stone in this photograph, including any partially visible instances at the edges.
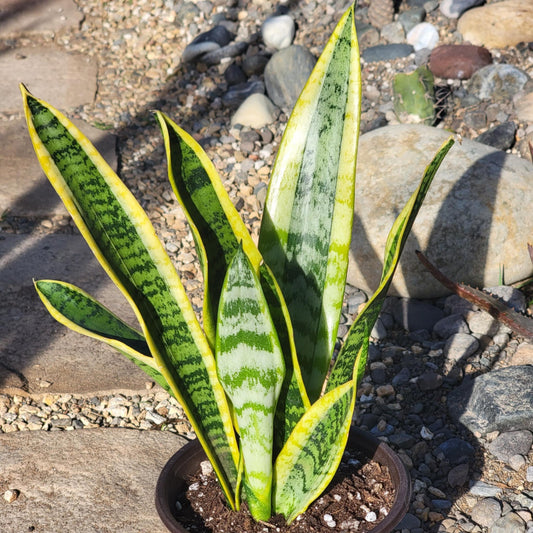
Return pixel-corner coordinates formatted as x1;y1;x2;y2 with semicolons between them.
515;93;533;123
406;22;439;52
261;15;295;50
469;480;503;497
511;344;533;366
223;80;265;108
465;311;500;337
231;93;278;129
200;460;213;476
447;463;469;487
435;438;475;465
440;0;484;18
361;44;414;63
509;454;526;471
380;22;405;44
224;63;247;86
3;489;19;503
365;511;377;522
429;45;492;80
488;430;533;462
527;466;533;482
242;54;270;77
475;122;517;151
471;497;501;528
398;8;427;34
201;42;247;66
433;314;469;338
376;384;395;397
417;371;443;391
468;64;530;102
490;512;526;533
264;45;316;111
443;333;479;362
396;512;421;529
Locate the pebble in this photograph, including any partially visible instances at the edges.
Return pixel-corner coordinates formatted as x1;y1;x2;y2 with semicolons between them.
475;122;517;151
223;80;265;107
182;25;234;63
201;41;248;66
361;44;414;63
443;333;479;362
439;0;484;18
231;93;278;129
470;497;501;528
512;343;533;366
264;45;316;111
224;63;246;86
406;22;439;51
447;463;469;487
515;93;533;123
428;44;492;80
380;22;405;44
261;15;295;50
490;512;527;533
469;481;503;498
527;467;533;483
398;7;426;34
3;489;19;503
435;437;475;465
468;64;530;102
465;311;500;337
433;314;469;338
487;430;533;462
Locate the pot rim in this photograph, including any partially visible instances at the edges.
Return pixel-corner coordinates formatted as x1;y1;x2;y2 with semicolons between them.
155;425;411;533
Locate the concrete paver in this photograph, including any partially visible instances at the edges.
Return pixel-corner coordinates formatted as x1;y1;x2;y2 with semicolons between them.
0;117;117;217
0;428;187;533
0;0;83;38
0;46;97;114
0;234;155;395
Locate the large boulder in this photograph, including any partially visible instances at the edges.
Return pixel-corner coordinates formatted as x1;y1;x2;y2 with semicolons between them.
348;124;533;298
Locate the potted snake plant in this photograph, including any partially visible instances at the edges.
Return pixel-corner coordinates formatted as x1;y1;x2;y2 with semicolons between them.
21;2;453;530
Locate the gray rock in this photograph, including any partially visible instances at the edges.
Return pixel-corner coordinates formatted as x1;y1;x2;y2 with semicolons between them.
447;463;470;487
347;125;533;298
264;45;316;111
488;430;533;462
468;64;530;101
201;41;247;65
448;366;533;434
465;311;500;337
261;14;295;50
396;512;421;529
417;371;443;391
475;122;517;151
224;63;246;86
392;367;411;386
406;22;439;51
469;480;503;497
0;429;186;532
361;44;414;63
223;80;265;107
242;54;270;77
433;314;470;338
443;333;479;362
191;24;234;47
380;22;405;44
490;512;526;533
435;437;475;465
181;41;220;63
471;498;501;528
440;0;484;18
391;298;445;331
355;21;380;48
398;8;427;34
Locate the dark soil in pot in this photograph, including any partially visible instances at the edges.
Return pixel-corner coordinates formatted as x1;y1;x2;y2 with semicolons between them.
155;426;411;533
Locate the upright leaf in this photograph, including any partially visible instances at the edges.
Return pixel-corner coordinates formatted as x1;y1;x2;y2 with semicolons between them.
22;86;239;506
258;5;361;401
326;138;455;392
216;246;285;520
156;112;261;345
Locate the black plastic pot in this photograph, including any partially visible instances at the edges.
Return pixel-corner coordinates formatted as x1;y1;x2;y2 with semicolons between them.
155;426;411;533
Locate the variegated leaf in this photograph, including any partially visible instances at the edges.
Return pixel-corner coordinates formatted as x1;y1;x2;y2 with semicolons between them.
258;4;361;402
216;245;285;520
22;86;239;506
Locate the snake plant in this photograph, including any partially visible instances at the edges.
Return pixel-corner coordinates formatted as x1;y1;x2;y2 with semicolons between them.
21;3;453;524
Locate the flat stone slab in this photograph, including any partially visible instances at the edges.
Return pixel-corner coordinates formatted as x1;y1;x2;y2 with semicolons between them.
0;47;97;114
0;0;83;37
0;428;187;533
0;117;116;217
0;234;154;395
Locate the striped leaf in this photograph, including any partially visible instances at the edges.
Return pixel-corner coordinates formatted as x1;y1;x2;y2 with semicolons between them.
156;110;308;447
216;245;285;520
156;112;261;346
22;86;239;506
273;378;356;523
258;4;361;402
34;279;173;393
326;138;455;392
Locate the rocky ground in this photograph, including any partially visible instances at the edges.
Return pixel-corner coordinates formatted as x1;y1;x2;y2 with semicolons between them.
1;0;533;532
